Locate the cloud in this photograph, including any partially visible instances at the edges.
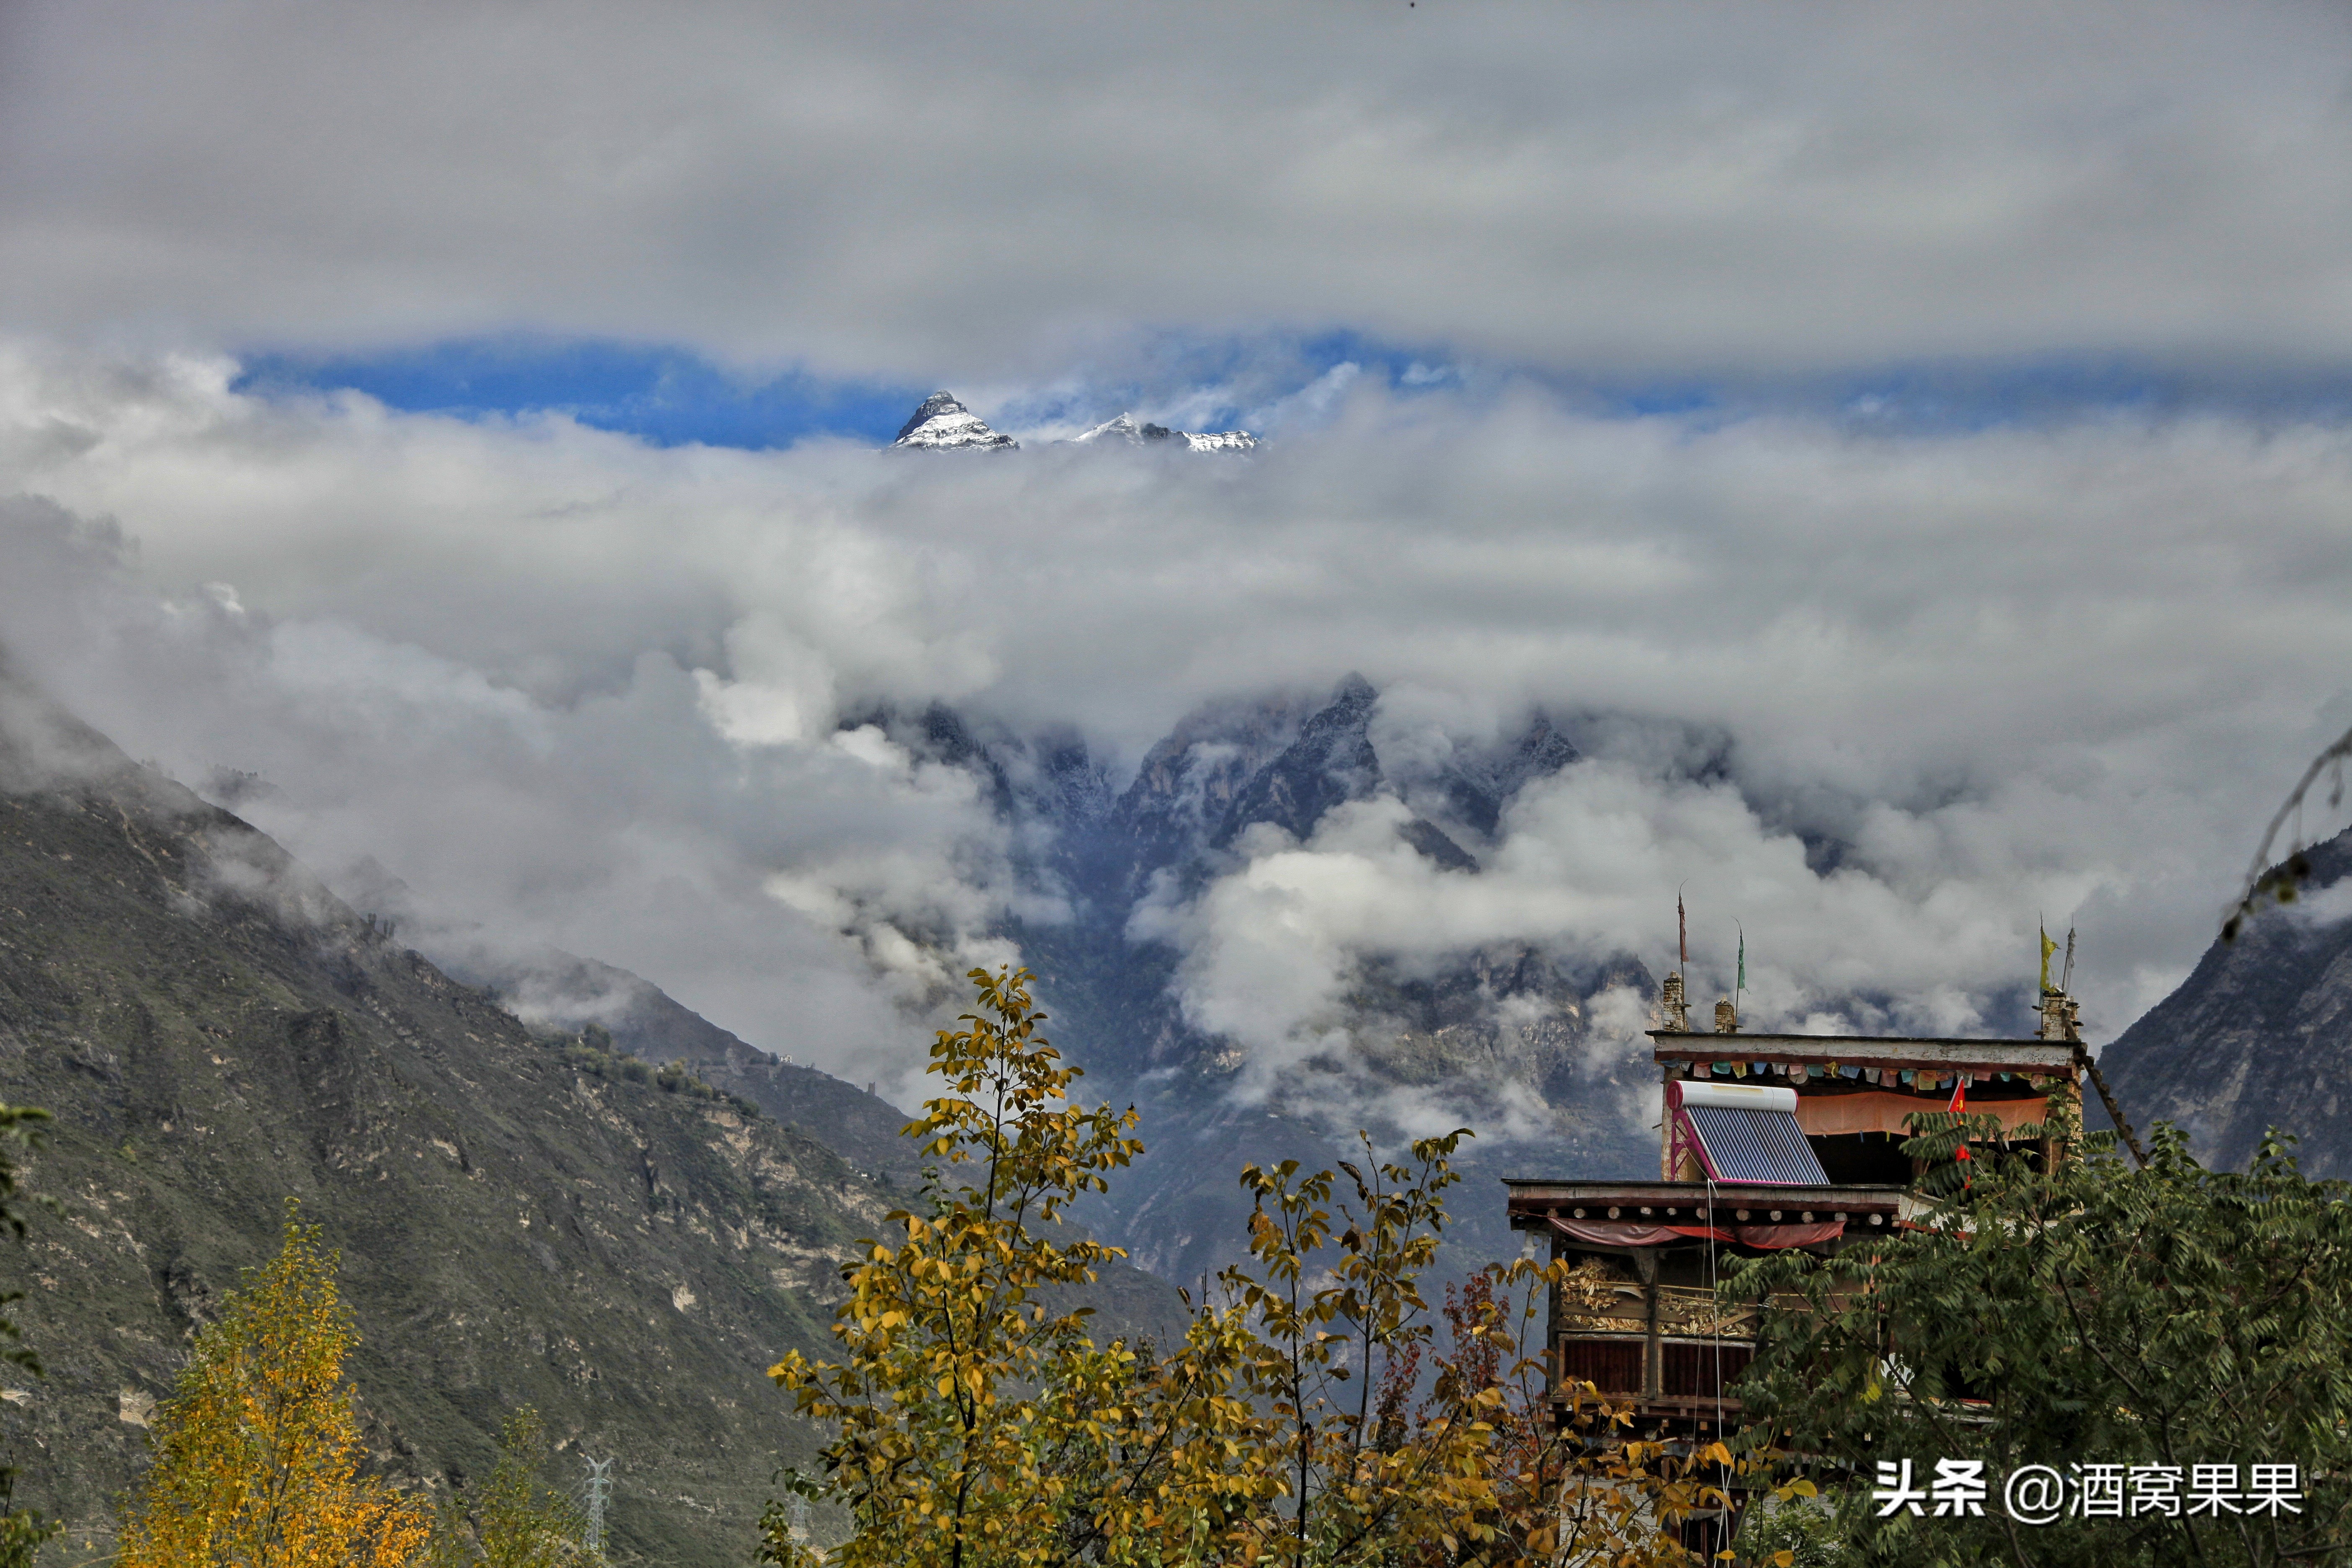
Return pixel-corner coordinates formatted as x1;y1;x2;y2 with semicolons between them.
0;476;1019;1099
4;342;2352;1100
8;3;2352;383
1152;751;2070;1123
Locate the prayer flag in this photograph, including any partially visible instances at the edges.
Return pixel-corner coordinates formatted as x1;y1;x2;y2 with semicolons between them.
1949;1075;1973;1181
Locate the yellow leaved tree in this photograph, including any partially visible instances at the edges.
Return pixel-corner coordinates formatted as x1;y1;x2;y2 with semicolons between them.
117;1201;433;1568
766;966;1781;1568
766;965;1150;1568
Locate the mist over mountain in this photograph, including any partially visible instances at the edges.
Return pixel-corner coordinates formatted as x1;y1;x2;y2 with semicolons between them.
837;675;1665;1282
6;351;2352;1309
0;669;1186;1558
10;343;2347;1145
14;8;2352;1558
1067;413;1258;453
325;853;926;1182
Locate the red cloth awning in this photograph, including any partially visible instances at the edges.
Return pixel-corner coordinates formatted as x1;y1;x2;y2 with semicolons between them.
1550;1215;1843;1251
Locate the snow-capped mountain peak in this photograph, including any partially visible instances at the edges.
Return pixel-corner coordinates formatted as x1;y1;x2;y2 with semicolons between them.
892;392;1018;451
1073;413;1175;446
885;394;1256;454
1067;412;1258;453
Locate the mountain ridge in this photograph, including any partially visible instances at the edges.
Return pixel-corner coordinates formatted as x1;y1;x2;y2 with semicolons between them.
2097;825;2352;1177
887;394;1257;456
0;671;1189;1561
1068;413;1258;453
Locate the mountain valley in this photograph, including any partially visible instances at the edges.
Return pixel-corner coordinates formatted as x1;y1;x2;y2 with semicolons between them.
3;600;2343;1564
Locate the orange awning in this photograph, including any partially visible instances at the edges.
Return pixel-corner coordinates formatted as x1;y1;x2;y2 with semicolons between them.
1794;1091;2050;1139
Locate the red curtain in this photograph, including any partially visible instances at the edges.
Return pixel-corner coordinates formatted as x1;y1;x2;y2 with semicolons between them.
1549;1215;1843;1250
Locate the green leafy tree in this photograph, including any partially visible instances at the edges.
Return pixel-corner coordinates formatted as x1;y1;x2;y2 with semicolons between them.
427;1407;595;1568
1731;1106;2352;1568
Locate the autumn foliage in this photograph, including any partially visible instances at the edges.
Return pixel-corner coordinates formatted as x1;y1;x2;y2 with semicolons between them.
116;1202;433;1568
769;965;1777;1568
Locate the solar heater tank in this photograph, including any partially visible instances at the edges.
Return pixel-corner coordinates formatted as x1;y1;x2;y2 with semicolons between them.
1667;1080;1798;1113
1666;1079;1827;1184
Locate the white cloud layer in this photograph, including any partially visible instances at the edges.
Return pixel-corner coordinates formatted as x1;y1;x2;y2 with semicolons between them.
2;344;2349;1097
7;2;2352;381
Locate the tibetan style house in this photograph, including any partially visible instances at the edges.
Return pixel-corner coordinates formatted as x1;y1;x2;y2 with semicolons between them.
1504;971;2092;1434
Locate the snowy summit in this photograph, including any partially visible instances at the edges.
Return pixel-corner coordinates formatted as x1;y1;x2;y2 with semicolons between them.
892;392;1018;451
1069;413;1258;453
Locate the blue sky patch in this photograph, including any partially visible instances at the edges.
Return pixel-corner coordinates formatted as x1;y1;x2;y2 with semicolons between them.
232;338;934;450
229;332;2352;453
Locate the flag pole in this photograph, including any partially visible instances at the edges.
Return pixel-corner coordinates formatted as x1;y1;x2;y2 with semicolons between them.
1733;919;1745;1021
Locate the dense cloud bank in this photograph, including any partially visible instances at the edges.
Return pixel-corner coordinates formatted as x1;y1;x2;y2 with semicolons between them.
8;3;2352;386
1;345;2347;1106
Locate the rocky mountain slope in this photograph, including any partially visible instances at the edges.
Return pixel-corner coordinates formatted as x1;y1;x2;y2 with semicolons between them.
2097;825;2352;1177
890;391;1017;451
436;949;926;1186
0;676;1184;1563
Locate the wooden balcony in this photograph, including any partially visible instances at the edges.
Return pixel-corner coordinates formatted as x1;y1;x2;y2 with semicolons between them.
1510;1179;1905;1432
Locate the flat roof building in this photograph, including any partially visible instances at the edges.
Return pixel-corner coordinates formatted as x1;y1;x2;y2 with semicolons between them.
1504;972;2089;1434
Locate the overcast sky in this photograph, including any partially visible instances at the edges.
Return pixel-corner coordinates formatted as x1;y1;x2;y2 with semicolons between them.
4;1;2351;1094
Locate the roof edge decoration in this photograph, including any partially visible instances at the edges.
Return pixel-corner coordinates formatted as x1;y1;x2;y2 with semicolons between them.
1649;1031;2076;1072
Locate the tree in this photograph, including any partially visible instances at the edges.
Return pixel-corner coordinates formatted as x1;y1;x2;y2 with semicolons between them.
117;1201;434;1568
1199;1142;1767;1568
426;1407;596;1568
1730;1107;2352;1568
1414;1261;1783;1568
766;966;1147;1568
2223;720;2352;941
767;966;1772;1568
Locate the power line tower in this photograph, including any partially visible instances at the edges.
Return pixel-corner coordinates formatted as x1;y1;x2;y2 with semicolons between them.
581;1455;613;1556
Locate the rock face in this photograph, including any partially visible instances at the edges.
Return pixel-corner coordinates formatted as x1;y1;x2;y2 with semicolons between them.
1068;413;1257;452
2097;826;2352;1177
0;680;1184;1560
439;949;928;1185
891;391;1017;451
